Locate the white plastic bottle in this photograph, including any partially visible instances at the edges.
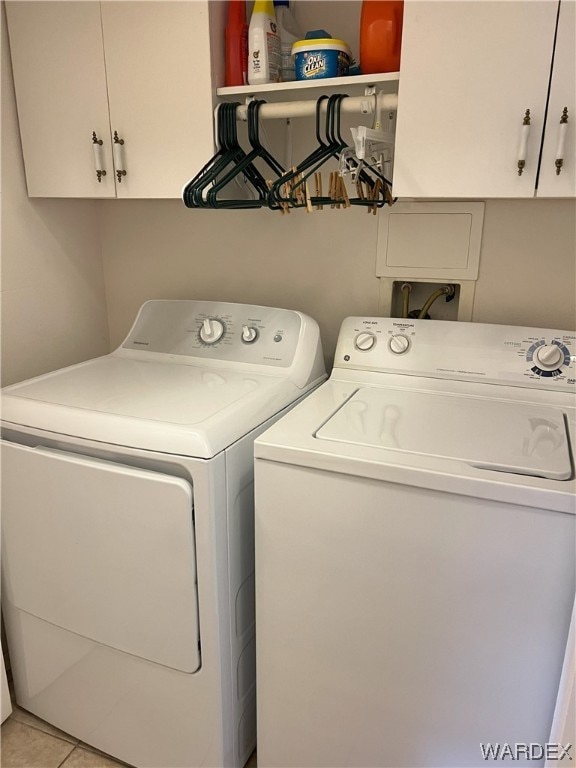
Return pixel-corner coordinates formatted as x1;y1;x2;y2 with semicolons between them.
274;0;301;82
248;0;281;85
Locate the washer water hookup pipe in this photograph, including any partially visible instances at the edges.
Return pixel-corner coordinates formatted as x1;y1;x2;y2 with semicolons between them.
400;282;412;318
418;284;456;320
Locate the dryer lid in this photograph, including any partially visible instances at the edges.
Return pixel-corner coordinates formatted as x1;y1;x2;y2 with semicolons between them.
316;387;572;480
1;356;297;457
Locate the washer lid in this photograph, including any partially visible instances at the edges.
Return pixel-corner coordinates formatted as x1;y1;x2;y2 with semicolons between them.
316;387;572;480
1;356;297;457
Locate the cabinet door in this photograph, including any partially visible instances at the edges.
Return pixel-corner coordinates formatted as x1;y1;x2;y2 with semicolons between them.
393;1;559;198
6;2;115;198
101;1;215;199
538;0;576;197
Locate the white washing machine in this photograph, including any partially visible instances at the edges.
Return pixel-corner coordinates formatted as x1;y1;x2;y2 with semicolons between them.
254;317;576;768
1;299;325;768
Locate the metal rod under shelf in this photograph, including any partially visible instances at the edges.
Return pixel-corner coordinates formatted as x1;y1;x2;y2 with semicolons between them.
233;93;398;121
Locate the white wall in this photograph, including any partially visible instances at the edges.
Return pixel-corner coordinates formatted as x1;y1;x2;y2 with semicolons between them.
99;198;576;363
1;6;109;387
473;199;576;329
100;203;382;359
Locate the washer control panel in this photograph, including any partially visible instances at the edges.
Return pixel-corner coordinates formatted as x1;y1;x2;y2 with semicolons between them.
122;300;303;367
338;317;576;391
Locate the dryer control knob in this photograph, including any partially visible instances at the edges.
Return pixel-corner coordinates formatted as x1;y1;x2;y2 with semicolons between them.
354;332;377;351
534;344;563;369
388;334;411;355
199;317;225;345
241;325;259;344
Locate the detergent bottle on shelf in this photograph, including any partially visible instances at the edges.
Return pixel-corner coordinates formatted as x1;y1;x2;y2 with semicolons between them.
360;0;404;74
248;0;281;85
225;0;248;87
273;0;301;81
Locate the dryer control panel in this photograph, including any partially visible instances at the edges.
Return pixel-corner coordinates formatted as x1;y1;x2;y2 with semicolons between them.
121;300;306;367
117;300;326;389
335;317;576;391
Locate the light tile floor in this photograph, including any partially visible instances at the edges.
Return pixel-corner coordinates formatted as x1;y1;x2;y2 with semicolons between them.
2;693;258;768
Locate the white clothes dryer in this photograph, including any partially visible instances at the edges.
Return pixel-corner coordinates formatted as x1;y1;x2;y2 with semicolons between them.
254;317;575;768
1;299;325;768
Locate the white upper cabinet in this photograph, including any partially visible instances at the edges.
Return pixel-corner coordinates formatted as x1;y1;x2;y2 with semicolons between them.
7;0;572;200
392;1;570;198
6;1;221;198
6;2;114;198
538;0;576;197
100;2;216;199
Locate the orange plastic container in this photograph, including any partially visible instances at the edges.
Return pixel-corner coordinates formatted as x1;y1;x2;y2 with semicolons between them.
360;0;404;74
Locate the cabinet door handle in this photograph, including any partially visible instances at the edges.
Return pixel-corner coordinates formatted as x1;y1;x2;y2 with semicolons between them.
555;107;569;175
517;109;531;176
92;131;107;183
113;131;127;183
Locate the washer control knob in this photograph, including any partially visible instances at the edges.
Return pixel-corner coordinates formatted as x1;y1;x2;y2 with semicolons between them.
199;317;225;345
388;334;411;355
241;325;259;344
354;332;377;351
534;344;563;370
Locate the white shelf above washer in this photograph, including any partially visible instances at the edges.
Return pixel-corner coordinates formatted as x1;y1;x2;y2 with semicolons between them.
216;72;400;97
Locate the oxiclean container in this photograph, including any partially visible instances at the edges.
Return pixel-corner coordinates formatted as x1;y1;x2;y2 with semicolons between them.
292;38;351;80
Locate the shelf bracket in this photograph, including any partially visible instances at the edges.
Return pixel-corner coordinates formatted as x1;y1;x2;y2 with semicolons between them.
360;86;377;114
